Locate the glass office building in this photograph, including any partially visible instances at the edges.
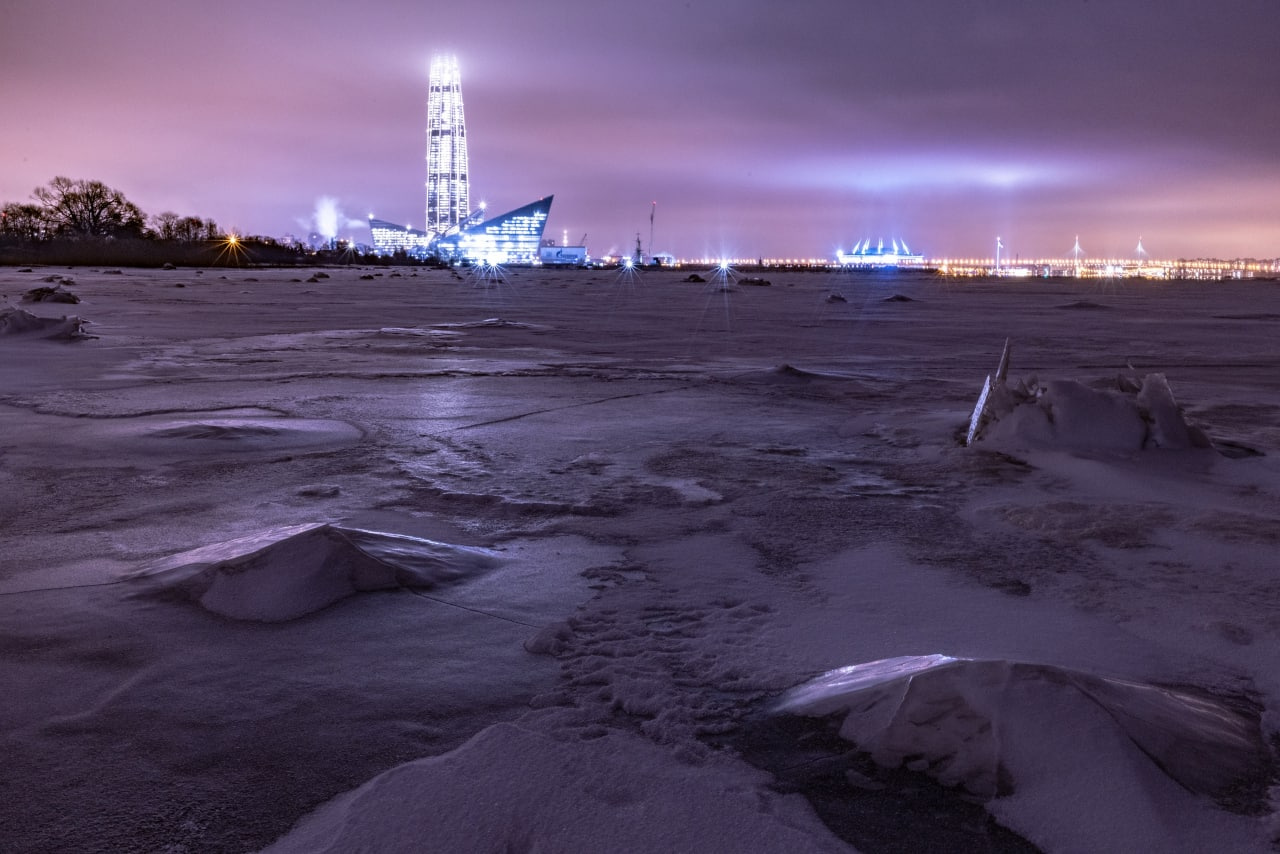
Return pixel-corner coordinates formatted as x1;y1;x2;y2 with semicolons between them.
366;218;434;254
434;195;554;264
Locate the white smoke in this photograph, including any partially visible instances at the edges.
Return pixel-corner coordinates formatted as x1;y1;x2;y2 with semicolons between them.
308;197;368;240
315;197;340;239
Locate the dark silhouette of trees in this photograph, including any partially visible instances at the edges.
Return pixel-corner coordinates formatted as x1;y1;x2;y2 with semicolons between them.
148;211;221;241
149;210;182;241
0;202;47;241
31;176;145;238
178;216;221;241
1;175;311;267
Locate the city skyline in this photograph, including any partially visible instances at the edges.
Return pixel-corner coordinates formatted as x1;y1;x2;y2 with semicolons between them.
2;1;1277;260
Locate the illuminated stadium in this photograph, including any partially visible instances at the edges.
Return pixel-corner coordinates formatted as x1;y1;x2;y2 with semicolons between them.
836;238;925;268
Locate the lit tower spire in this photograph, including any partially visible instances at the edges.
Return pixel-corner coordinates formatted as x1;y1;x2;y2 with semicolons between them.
425;54;470;236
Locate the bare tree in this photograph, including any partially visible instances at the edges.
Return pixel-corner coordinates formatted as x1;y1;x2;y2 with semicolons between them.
174;215;205;242
149;210;181;241
0;202;48;241
31;176;145;238
149;211;221;242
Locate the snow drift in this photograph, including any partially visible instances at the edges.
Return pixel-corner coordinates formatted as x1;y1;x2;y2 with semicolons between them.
772;655;1271;852
0;306;87;339
263;722;849;854
126;523;502;621
137;416;363;452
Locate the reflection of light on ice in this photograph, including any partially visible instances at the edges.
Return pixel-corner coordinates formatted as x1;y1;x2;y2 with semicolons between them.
415;380;479;424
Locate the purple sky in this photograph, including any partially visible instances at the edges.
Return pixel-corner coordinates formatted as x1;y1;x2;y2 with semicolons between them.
3;0;1277;260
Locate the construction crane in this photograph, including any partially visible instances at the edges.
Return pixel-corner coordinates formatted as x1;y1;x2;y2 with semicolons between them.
648;201;656;259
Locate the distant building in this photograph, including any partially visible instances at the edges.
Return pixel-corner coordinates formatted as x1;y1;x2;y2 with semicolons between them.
426;55;470;236
436;196;554;264
367;218;433;253
539;238;588;266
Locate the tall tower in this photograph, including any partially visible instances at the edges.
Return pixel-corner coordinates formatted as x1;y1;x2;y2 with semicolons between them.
425;54;469;235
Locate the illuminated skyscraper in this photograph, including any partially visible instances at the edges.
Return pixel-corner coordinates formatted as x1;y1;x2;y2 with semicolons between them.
425;54;469;235
368;55;552;260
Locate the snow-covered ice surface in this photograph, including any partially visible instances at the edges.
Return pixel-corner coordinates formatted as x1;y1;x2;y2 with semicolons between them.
2;266;1280;852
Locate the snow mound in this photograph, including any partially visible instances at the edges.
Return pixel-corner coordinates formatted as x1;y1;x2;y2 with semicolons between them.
976;374;1213;452
137;417;362;451
149;422;286;440
430;317;545;330
772;655;1271;851
264;722;849;854
737;364;862;385
23;285;80;303
127;523;502;621
0;307;87;339
771;363;849;381
377;327;461;339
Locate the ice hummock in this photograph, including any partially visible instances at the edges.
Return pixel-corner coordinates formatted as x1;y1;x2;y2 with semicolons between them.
771;655;1272;850
772;655;1267;799
965;338;1215;452
971;372;1213;452
0;306;87;339
126;523;502;621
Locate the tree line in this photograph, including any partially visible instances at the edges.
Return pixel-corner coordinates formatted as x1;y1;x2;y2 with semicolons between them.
1;176;222;243
0;176;329;267
1;176;432;268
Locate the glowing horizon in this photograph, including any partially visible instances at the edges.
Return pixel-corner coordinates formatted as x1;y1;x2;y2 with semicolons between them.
2;2;1276;260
